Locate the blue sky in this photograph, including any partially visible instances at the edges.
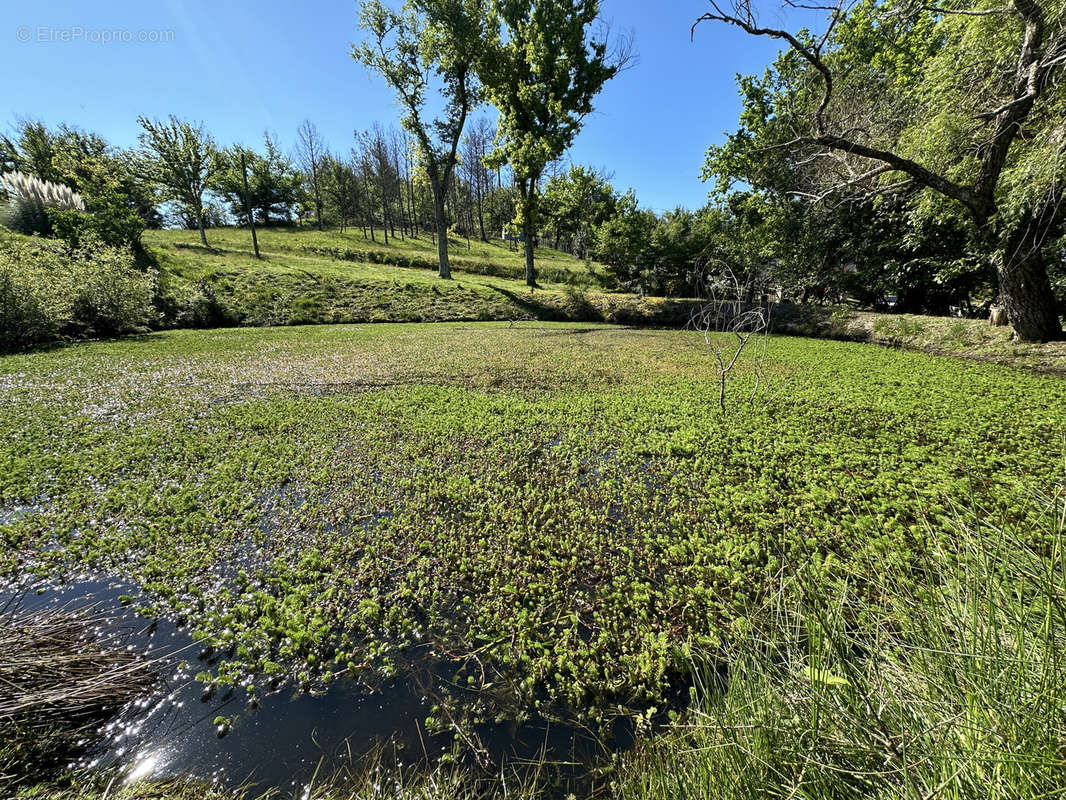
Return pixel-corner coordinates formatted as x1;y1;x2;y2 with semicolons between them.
4;1;795;213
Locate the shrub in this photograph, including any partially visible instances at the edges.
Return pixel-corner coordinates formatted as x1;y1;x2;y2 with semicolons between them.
0;171;85;237
175;279;241;328
47;190;145;250
0;233;156;349
0;240;69;348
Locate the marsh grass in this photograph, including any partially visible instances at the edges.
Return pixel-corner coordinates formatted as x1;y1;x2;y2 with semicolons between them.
614;491;1066;800
0;604;157;789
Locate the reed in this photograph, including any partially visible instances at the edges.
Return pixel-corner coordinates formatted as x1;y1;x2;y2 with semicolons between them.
0;604;156;789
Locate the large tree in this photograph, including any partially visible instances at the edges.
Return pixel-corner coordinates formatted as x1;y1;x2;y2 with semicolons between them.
136;116;219;246
354;0;489;279
699;0;1066;341
478;0;631;286
541;164;616;256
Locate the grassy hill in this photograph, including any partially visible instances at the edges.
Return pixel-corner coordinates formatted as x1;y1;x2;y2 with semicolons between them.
145;227;1066;373
145;226;696;327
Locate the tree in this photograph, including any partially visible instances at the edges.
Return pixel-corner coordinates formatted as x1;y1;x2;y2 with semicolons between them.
461;117;496;241
296;120;328;230
354;0;490;278
320;153;363;233
698;0;1066;341
477;0;631;286
136;116;219;246
216;134;303;226
3;121;156;248
593;189;657;289
541;164;616;256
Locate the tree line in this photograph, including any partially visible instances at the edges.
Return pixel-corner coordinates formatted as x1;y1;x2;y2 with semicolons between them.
2;0;1063;340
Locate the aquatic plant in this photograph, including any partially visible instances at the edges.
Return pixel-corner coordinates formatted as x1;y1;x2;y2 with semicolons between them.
2;323;1064;747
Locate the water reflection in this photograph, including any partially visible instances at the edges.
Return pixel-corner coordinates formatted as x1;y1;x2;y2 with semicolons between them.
4;576;622;794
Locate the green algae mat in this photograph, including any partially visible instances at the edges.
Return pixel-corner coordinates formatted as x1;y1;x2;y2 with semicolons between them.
3;322;1064;732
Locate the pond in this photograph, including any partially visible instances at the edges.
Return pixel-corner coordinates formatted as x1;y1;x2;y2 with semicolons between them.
6;575;633;795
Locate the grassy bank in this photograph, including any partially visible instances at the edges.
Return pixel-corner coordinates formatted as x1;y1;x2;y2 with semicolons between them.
145;228;1066;374
146;227;660;328
770;304;1066;373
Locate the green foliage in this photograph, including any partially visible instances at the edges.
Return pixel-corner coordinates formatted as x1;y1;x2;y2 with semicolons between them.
135;116;219;242
0;232;156;349
353;0;490;278
614;491;1066;799
3;121;160;236
541;165;616;256
478;0;626;283
214;135;303;225
174;279;240;328
2;324;1064;740
46;192;146;250
0;235;71;347
700;0;1066;325
592;189;657;288
872;314;927;345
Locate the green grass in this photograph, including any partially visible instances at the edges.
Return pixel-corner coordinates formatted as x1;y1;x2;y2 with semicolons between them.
612;490;1066;799
145;226;654;328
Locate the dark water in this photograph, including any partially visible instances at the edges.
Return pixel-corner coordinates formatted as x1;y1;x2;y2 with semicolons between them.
5;576;624;794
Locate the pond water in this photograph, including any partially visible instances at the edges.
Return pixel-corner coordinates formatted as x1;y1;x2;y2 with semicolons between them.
6;576;629;794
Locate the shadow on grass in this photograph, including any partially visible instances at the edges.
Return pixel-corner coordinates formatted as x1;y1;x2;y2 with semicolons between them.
486;285;576;322
769;303;863;341
0;331;167;358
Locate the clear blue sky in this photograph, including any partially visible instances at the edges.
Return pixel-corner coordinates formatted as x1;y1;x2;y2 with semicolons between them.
3;0;796;213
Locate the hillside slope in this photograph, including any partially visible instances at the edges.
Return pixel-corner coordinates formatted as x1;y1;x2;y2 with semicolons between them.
146;226;696;327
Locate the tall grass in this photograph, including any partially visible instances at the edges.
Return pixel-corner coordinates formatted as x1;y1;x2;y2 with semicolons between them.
0;605;157;791
614;491;1066;800
0;171;85;237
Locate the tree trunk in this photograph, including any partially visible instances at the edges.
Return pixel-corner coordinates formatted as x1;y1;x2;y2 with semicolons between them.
240;152;260;260
364;177;376;243
519;180;537;287
523;213;536;287
379;181;389;246
312;165;323;231
198;211;208;247
996;209;1063;342
475;182;486;242
997;250;1062;342
432;179;451;279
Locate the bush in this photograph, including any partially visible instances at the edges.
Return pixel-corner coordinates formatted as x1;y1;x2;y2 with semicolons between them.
47;191;145;251
0;233;156;349
174;279;241;328
0;171;85;237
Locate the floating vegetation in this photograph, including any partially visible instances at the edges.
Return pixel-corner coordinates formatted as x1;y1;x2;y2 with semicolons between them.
2;323;1065;753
